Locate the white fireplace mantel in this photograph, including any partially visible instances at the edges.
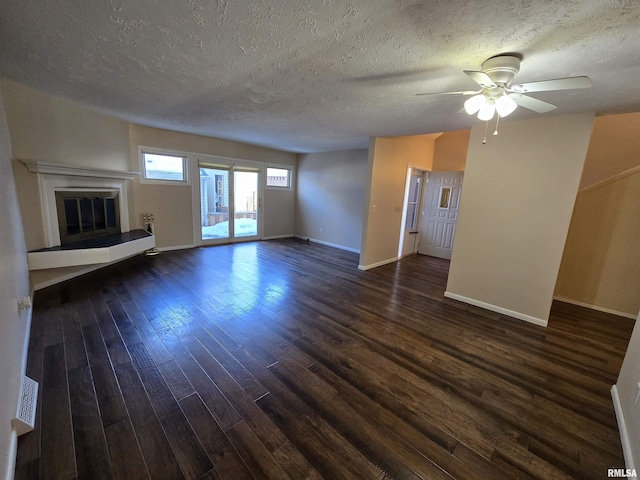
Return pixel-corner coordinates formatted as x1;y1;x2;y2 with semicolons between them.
20;159;138;248
20;159;139;180
20;160;155;272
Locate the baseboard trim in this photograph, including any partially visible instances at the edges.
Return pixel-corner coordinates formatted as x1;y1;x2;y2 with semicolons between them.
157;244;195;252
263;234;295;240
611;384;636;471
6;430;17;480
444;291;548;327
358;257;399;271
553;296;637;319
297;236;360;254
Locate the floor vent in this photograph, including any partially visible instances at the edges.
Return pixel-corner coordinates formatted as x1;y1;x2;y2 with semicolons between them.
12;375;38;435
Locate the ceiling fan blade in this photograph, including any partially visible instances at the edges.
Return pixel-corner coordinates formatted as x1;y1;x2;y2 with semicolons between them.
510;76;592;93
415;90;480;96
510;93;557;113
463;70;496;89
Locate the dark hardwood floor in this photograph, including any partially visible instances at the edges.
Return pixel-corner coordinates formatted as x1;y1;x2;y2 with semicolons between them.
14;239;635;479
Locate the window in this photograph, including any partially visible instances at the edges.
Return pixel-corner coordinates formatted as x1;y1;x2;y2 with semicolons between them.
439;187;451;209
266;166;292;189
140;148;189;184
405;173;422;231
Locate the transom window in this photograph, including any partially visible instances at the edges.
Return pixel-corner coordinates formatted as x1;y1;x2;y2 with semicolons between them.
266;166;292;189
140;148;189;184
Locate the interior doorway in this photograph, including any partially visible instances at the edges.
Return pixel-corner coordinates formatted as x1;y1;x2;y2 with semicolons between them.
398;167;427;258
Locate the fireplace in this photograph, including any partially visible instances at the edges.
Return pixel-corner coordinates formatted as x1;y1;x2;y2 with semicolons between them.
22;160;155;275
20;160;136;248
55;190;120;244
55;190;120;245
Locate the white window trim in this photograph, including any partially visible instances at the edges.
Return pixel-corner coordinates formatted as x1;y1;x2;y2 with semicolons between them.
139;146;191;186
265;163;294;190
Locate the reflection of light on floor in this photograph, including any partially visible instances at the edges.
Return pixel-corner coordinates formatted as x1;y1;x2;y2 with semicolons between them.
230;244;259;311
226;243;292;314
264;284;287;304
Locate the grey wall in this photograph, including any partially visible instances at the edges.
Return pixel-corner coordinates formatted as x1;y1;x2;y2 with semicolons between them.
296;149;368;252
0;82;32;479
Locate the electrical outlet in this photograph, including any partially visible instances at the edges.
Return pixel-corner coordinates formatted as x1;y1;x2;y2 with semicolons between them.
635;382;640;406
17;296;31;313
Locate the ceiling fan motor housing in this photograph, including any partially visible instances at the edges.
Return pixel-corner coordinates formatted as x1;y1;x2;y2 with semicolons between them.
481;55;521;86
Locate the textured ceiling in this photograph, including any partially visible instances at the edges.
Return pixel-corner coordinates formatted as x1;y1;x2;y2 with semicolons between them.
1;0;640;153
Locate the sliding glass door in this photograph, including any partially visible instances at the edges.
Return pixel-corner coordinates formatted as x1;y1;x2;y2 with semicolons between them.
199;165;231;241
233;169;259;238
196;157;262;245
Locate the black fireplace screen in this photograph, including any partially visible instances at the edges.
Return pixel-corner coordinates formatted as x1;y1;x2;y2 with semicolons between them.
56;191;120;244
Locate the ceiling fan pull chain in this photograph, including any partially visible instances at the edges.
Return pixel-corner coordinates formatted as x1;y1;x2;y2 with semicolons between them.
482;120;489;144
493;115;500;136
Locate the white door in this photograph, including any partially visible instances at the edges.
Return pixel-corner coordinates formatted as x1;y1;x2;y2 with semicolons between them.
418;171;463;260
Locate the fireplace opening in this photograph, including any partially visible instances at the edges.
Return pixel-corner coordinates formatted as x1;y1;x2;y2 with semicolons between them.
55;190;120;245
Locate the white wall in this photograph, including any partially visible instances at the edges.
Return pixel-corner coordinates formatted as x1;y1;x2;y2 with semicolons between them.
446;113;594;325
0;82;32;480
296;149;368;252
615;309;640;469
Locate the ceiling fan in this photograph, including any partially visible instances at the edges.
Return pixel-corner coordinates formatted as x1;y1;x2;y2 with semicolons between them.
417;55;593;122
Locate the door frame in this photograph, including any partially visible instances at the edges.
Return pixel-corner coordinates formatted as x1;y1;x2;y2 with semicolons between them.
192;154;264;246
398;165;428;258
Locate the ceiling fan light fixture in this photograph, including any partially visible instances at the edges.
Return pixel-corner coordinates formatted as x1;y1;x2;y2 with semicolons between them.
477;101;496;121
495;94;517;117
464;94;487;115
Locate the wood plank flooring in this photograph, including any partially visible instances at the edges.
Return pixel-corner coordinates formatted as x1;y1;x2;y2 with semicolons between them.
14;239;635;479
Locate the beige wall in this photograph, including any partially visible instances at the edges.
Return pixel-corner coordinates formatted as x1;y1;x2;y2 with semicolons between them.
359;134;436;268
3;79;132;251
129;125;298;249
2;79;131;171
554;112;640;317
555;171;640;316
446;114;594;325
296;149;368;252
0;82;32;479
3;80;298;286
3;80;136;289
432;130;469;171
580;112;640;189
